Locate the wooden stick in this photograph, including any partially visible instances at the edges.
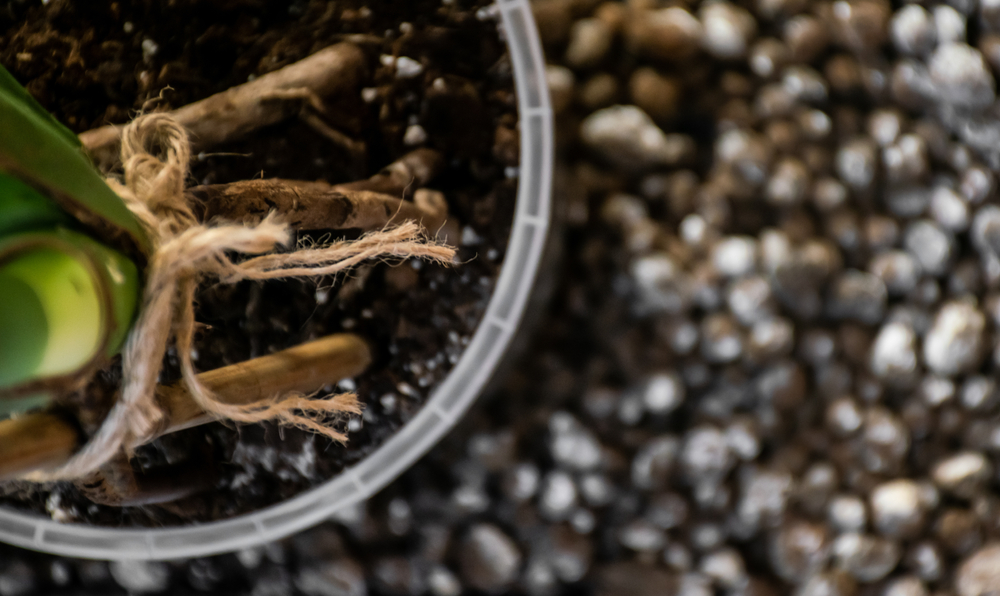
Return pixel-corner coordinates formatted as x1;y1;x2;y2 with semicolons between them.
0;333;371;481
0;413;78;481
80;43;368;171
154;333;371;437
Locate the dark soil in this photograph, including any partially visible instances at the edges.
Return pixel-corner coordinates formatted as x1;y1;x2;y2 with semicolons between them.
0;0;518;525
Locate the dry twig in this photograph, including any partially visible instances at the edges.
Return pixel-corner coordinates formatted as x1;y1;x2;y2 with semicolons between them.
80;43;367;171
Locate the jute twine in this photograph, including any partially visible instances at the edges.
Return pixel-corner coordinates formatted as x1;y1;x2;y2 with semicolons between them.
25;114;454;482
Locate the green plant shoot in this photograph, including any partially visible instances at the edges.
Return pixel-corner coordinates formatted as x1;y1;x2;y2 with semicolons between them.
0;65;147;413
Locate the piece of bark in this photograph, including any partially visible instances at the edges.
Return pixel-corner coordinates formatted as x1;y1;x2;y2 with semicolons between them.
189;180;448;233
80;43;368;171
0;333;371;481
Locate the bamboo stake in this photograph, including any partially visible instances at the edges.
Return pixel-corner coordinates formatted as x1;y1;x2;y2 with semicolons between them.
80;43;368;171
0;333;371;481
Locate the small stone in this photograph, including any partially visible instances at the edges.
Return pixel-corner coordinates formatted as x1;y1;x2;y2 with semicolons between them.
826;397;864;437
831;0;890;53
544;524;593;582
565;18;613;69
738;468;793;532
868;109;903;146
827;270;887;324
642;372;685;415
883;577;928;596
904;220;954;277
549;411;603;472
749;38;789;79
971;205;1000;258
836;137;878;191
426;566;461;596
619;519;667;552
935;5;966;44
627;7;703;62
676;573;713;596
295;559;367;596
728;276;774;325
580;473;616;507
725;418;761;460
813;178;849;211
700;2;757;59
931;452;992;497
832;532;901;582
648;492;690;530
795;571;857;596
905;541;944;582
886;186;930;218
0;561;36;596
829;495;867;532
712;236;758;277
716;128;773;185
883;134;929;184
581;106;694;169
699;548;747;590
784;15;829;63
891;5;936;56
769;520;830;582
956;543;1000;596
960;376;998;410
936;508;983;555
869;251;921;296
579;73;619;110
632;436;681;490
631;253;691;314
109;561;170;594
459;524;522;592
765;157;810;206
546;65;574;113
929;186;970;232
861;408;911;473
680;426;733;483
870;322;918;384
747;316;795;362
929;43;996;109
540;470;578;520
403;124;427;146
870;479;925;538
782;66;828;103
629;68;681;122
700;314;744;363
923;301;987;376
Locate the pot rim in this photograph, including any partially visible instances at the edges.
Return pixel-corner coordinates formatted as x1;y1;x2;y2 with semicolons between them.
0;0;552;561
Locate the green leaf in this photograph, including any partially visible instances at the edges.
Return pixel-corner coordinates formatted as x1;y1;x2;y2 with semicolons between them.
0;172;70;236
0;229;140;398
0;66;80;148
0;64;151;258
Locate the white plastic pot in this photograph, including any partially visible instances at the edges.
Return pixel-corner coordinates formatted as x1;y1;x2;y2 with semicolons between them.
0;0;552;560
